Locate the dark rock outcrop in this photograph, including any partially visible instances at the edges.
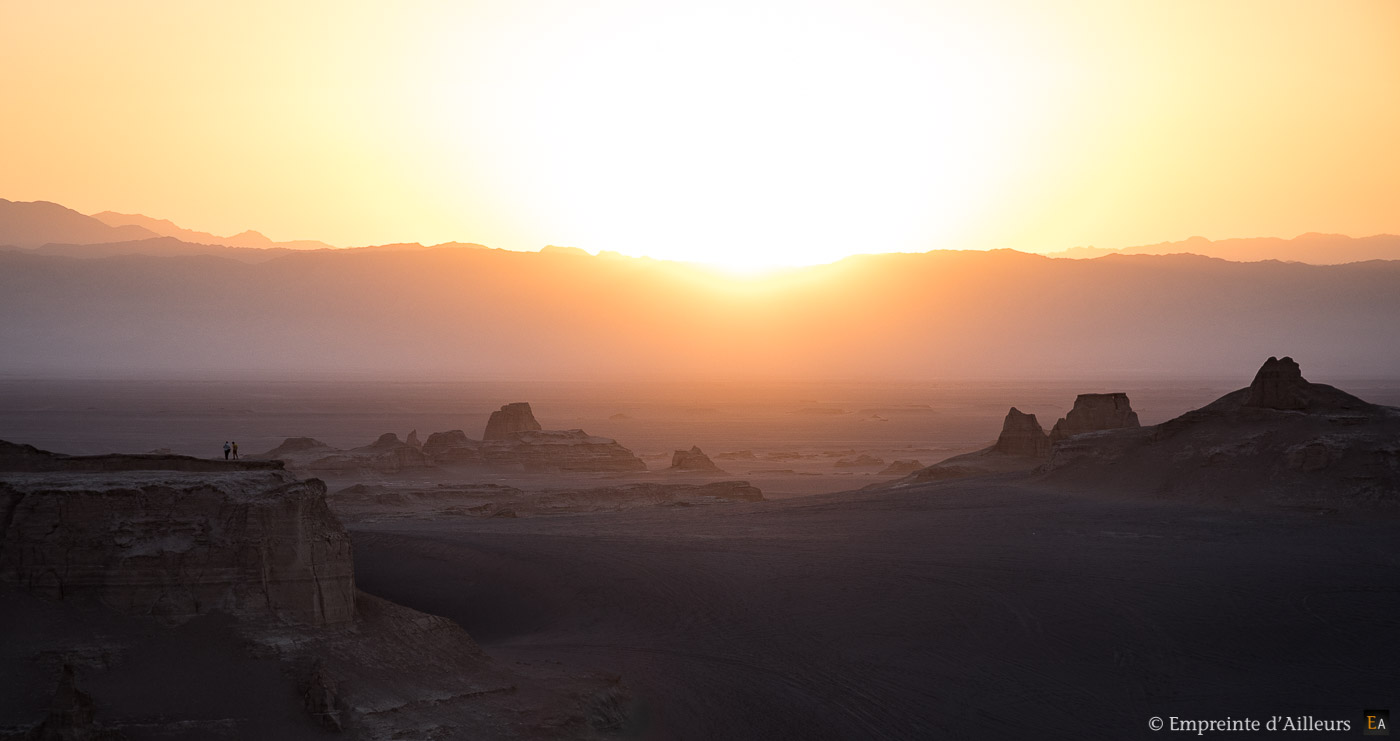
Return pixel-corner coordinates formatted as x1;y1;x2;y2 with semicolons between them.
878;459;924;476
303;433;430;474
367;432;403;449
1242;355;1369;411
262;421;646;474
1245;356;1307;409
481;430;646;472
669;446;724;473
258;434;432;474
406;429;421;448
1042;358;1400;506
1049;393;1140;444
835;454;885;468
257;437;332;460
0;443;356;626
887;397;1131;487
302;663;345;732
483;402;542;441
421;429;482;464
0;442;630;739
992;407;1050;457
29;664;121;741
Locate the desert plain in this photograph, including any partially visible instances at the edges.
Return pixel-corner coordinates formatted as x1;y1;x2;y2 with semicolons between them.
3;373;1397;739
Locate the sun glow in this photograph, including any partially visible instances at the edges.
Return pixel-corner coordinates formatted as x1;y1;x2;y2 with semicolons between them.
423;1;1073;270
5;2;1399;265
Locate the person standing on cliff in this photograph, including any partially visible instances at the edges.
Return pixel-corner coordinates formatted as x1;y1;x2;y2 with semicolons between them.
223;441;231;460
231;441;239;460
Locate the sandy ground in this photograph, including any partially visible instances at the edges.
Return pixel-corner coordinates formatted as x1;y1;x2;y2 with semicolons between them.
5;379;1400;738
349;478;1400;740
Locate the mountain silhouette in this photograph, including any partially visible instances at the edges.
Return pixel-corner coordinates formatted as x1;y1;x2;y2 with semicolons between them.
91;211;334;251
0;199;158;249
1049;233;1400;264
1;246;1396;380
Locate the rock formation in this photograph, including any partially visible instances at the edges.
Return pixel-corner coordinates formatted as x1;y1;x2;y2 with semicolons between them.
421;429;482;463
352;433;429;470
992;407;1050;457
480;430;646;472
0;441;631;739
669;446;724;473
835;454;885;468
1048;393;1141;444
260;420;646;475
887;396;1134;486
256;436;333;460
406;429;422;448
483;402;543;441
302;663;345;732
878;459;924;475
29;664;111;741
1242;355;1368;411
1041;358;1400;506
256;433;431;474
1245;356;1308;409
0;443;355;626
369;432;400;448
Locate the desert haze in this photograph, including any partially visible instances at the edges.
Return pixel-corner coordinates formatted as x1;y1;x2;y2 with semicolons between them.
3;1;1400;739
3;200;1399;381
2;198;1399;740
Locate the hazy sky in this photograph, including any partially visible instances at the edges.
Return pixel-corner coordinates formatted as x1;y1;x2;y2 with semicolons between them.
3;0;1398;267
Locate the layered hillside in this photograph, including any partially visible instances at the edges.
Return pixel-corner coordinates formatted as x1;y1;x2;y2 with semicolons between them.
1042;358;1400;506
0;441;628;738
0;442;354;626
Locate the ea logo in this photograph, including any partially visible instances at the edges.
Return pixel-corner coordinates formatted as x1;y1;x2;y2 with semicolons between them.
1364;709;1390;736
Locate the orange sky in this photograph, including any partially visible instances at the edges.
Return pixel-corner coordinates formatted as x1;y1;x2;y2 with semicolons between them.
2;0;1398;268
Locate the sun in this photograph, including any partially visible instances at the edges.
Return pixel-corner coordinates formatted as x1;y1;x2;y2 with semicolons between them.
439;0;1071;270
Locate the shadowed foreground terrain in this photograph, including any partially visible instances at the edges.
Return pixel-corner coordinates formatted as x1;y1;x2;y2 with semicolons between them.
351;480;1400;740
3;366;1397;738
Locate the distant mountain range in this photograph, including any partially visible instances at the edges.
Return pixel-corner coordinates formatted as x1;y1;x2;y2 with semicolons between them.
0;199;161;248
90;211;334;251
1;241;1397;380
1046;233;1400;264
0;199;485;263
2;196;1398;380
3;198;1400;266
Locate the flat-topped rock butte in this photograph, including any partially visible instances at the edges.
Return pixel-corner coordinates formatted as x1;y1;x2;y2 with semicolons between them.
483;402;543;441
0;441;631;739
0;441;353;626
1047;392;1141;444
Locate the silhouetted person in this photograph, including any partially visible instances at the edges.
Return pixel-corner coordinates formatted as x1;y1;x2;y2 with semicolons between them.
223;441;231;460
231;441;239;460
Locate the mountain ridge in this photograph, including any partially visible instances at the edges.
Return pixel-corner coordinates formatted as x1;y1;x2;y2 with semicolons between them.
1048;233;1400;264
90;211;335;251
1;244;1396;380
6;198;1400;266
